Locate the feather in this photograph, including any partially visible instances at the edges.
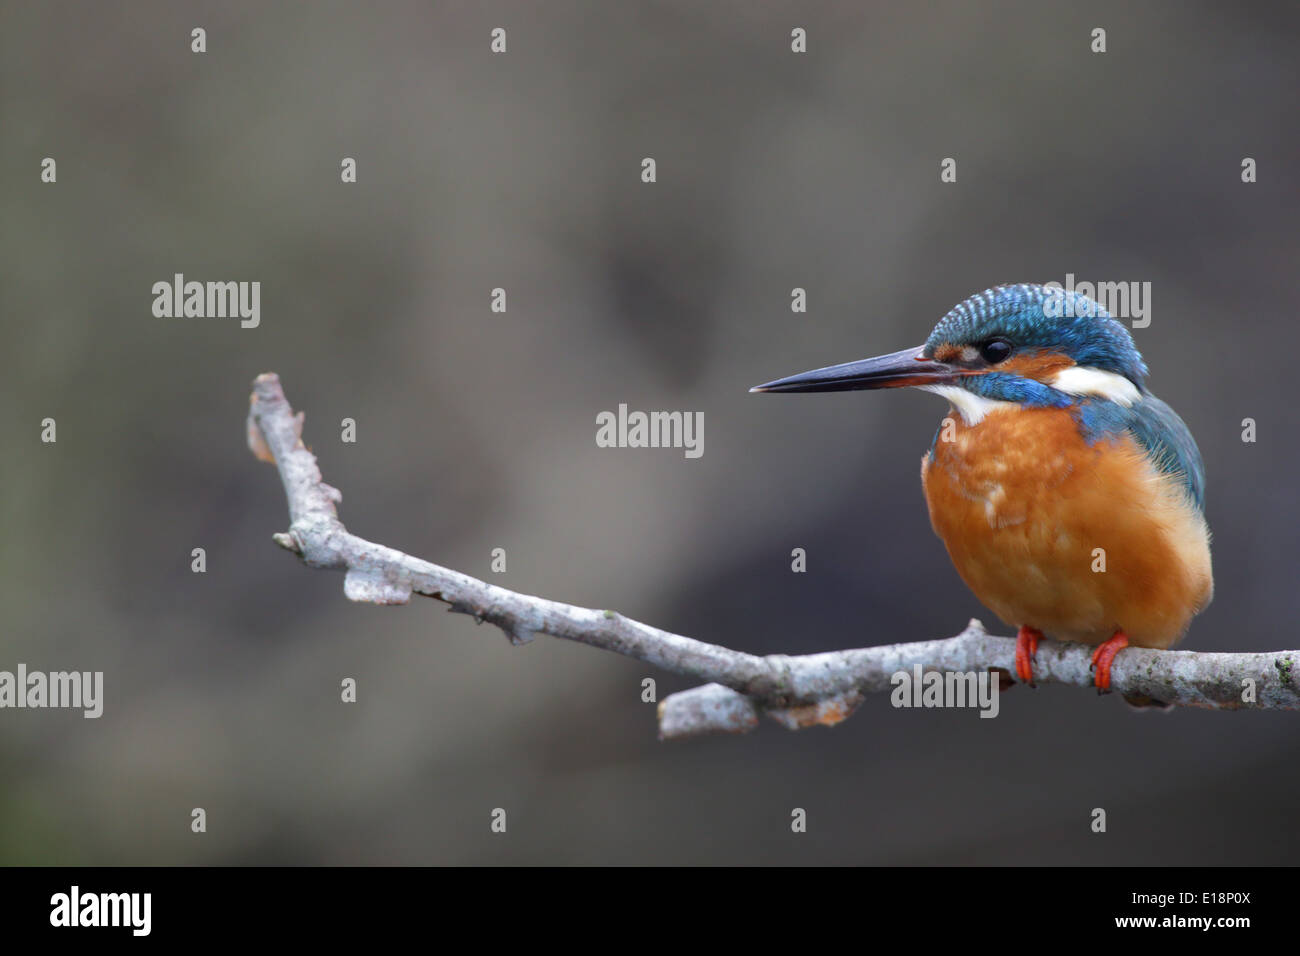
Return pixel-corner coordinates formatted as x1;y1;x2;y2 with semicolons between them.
1073;394;1206;512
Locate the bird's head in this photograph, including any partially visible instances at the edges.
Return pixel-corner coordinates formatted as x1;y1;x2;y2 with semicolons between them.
751;284;1148;421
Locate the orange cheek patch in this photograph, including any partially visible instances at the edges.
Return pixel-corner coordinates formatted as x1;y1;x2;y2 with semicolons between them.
1000;350;1074;381
931;344;963;363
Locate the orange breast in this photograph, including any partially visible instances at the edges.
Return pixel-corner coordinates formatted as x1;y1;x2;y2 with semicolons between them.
920;405;1213;648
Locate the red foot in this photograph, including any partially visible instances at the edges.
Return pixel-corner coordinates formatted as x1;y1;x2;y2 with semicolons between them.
1091;631;1130;692
1014;626;1042;685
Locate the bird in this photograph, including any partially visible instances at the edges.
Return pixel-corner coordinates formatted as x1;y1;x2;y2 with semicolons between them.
751;283;1213;695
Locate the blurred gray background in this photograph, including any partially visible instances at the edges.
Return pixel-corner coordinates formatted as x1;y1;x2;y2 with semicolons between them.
2;1;1297;864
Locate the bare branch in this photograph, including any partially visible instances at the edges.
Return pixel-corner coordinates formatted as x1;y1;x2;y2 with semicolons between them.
246;373;1300;738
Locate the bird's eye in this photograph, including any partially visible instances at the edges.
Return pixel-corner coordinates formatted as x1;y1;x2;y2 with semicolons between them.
979;339;1013;364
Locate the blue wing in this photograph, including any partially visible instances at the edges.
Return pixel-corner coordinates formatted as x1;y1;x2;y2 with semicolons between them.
1076;395;1206;512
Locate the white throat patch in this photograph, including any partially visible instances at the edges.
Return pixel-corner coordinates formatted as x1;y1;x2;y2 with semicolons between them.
1049;366;1141;406
920;385;1016;426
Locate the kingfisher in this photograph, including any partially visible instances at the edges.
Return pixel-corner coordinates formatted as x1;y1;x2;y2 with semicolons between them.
751;283;1213;693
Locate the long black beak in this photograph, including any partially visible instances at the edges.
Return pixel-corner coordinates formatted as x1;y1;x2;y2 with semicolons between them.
750;345;961;393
